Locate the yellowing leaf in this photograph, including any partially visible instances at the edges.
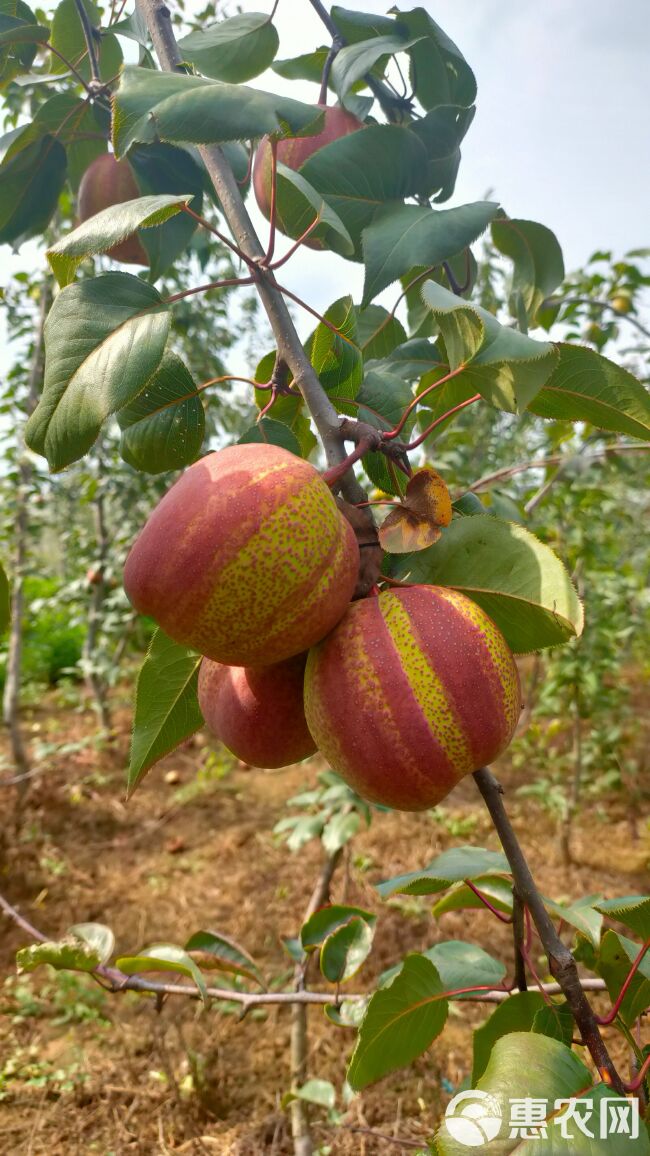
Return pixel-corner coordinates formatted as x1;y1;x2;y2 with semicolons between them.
378;466;451;553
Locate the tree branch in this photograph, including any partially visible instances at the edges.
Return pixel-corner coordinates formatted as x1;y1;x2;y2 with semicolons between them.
136;0;365;506
0;891;607;1008
73;0;102;85
473;767;625;1093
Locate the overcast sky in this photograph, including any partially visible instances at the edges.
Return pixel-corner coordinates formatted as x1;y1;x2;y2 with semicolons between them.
2;1;648;360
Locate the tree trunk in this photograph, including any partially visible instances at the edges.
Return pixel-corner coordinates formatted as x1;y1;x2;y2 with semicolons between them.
82;480;112;732
2;282;50;813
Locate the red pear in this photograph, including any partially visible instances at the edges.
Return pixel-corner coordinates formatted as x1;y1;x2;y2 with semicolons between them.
198;653;315;769
77;153;148;266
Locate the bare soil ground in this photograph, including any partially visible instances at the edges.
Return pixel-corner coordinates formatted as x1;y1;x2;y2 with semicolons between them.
1;687;649;1155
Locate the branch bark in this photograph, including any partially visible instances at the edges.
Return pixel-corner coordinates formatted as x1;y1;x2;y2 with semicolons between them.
474;767;625;1093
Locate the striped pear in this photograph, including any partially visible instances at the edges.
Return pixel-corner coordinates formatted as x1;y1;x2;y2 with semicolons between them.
304;586;522;811
124;444;359;666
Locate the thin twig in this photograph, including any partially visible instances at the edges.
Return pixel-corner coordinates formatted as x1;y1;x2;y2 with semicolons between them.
0;891;607;1007
73;0;102;84
547;295;650;341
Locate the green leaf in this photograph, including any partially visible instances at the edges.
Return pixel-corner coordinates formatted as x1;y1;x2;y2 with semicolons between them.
325;997;368;1028
272;162;354;258
116;943;207;1004
332;6;397;42
117;352;205;474
184;929;264;987
16;923;114;974
178;12;279;83
0;19;48;47
427;941;506;998
301;905;376;951
127;628;203;797
438;1034;604;1155
47;195;192;287
356;304;407;361
128;143;205;280
68;923;115;965
0;559;8;634
50;0;122;83
354;367;413;496
472;992;548;1083
544;896;603;950
347;953;448;1090
377;846;511;898
299;125;428;256
529;343;650;439
596;930;650;1025
0;134;66;245
594;896;650;941
420;280;558;411
321;810;360;854
386;515;584;653
238;418;301;456
113;66;323;156
374;338;443;381
411;104;476;202
331;31;420;100
392;6;477;109
27;94;108;193
491;217;565;324
321;917;374;983
25;273;170;471
362;201;497;304
532;1001;574;1048
433;875;514;920
307;295;363;401
272;47;330;84
380;939;506;996
283;1078;336;1110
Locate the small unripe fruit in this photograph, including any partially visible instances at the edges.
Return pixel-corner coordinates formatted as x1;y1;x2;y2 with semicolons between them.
198;653;316;769
304;586;522;811
609;293;632;315
253;105;363;246
77;153;148;266
123;444;359;666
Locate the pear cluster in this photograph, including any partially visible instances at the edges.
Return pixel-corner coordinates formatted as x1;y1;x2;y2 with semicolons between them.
125;444;522;810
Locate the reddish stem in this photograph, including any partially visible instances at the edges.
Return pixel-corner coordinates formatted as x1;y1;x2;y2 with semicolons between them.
625;1052;650;1092
321;438;375;489
354;498;401;508
596;940;650;1026
258;388;278;420
182;205;254;267
273;280;357;347
266;137;279;265
165;276;255;304
402;394;481;451
465;879;513;924
265;217;321;270
382;367;464;441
